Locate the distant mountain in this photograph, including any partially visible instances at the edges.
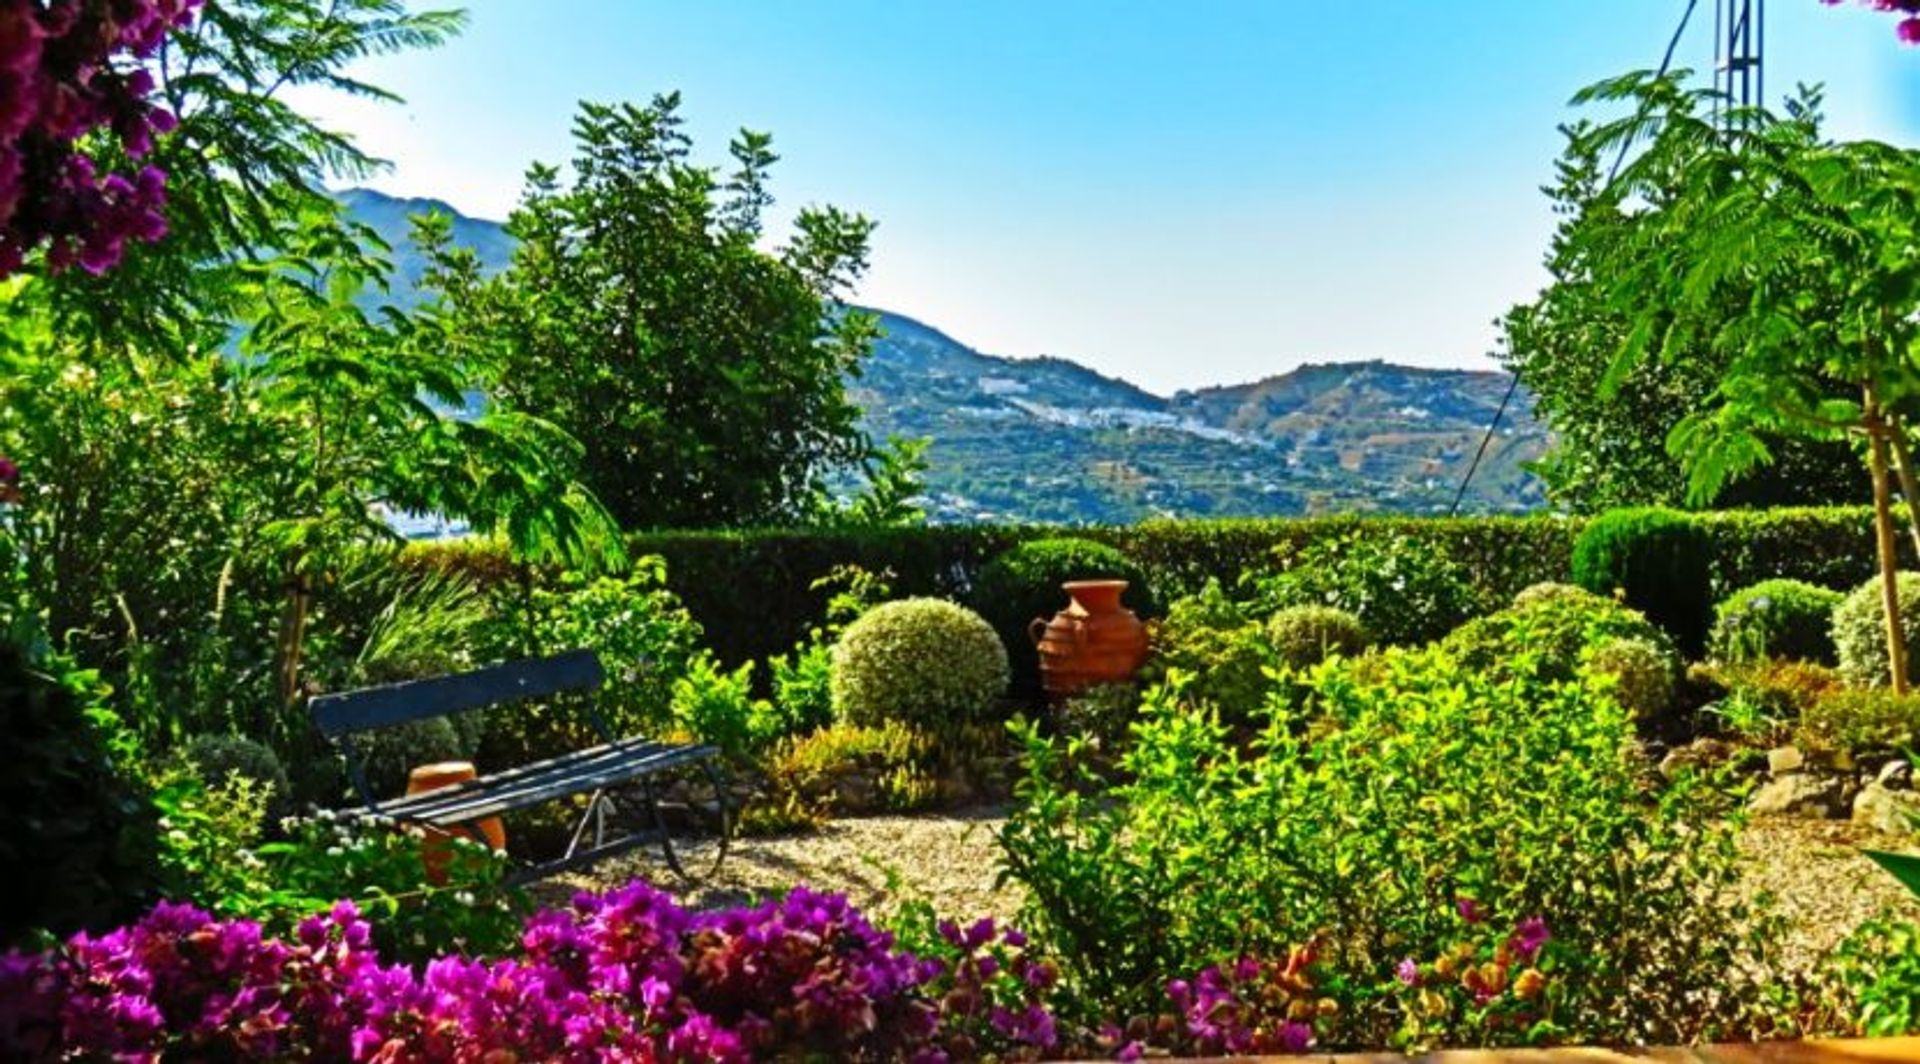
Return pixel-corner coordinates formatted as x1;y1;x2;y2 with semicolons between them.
338;186;1547;522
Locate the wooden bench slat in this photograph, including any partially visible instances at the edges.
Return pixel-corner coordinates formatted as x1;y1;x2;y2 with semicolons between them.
309;649;604;737
382;742;717;825
379;737;681;816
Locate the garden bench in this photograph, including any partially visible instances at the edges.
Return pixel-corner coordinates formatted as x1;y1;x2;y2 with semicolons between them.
310;648;730;884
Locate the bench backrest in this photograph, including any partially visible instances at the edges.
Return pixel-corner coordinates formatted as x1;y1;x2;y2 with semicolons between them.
310;648;605;738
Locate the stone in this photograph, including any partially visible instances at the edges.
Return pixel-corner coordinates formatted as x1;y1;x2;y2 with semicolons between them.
1767;745;1806;776
1659;737;1731;779
1879;759;1913;791
1747;773;1847;818
1854;780;1920;836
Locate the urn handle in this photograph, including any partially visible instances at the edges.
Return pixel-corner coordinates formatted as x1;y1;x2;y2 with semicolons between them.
1028;617;1049;647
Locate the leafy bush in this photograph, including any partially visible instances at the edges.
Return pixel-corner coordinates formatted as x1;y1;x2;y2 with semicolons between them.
1055;682;1142;752
1828;917;1920;1038
1693;659;1844;744
1142;582;1277;723
1571;508;1714;654
1247;529;1482;646
1441;584;1674;689
1798;689;1920;757
760;720;942;824
1709;579;1845;665
1833;572;1920;689
761;564;894;744
968;537;1157;697
1267;605;1368;670
670;656;766;759
1584;637;1678;721
998;644;1774;1042
352;717;474;800
480;558;705;762
830;598;1009;736
0;643;159;947
180;732;292;819
1512;581;1588;609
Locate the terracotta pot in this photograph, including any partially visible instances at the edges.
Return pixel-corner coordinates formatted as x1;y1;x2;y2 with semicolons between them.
1028;579;1149;701
406;761;506;885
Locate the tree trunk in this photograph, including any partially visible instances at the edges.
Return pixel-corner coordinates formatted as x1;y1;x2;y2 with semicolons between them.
1888;422;1920;564
275;566;313;711
1867;390;1910;694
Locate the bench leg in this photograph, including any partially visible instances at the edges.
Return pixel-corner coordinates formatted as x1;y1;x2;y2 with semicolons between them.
563;788;615;860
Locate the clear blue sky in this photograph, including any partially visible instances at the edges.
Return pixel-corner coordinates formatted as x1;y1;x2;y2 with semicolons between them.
293;2;1920;394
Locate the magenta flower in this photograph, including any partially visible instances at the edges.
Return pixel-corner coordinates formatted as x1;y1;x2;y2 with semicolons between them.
1455;896;1484;924
1510;915;1552;962
1395;957;1419;986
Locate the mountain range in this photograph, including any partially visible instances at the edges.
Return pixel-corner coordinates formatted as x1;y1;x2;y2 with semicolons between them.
338;187;1548;522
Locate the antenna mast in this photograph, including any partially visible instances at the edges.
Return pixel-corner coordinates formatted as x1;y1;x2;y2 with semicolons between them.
1715;0;1764;124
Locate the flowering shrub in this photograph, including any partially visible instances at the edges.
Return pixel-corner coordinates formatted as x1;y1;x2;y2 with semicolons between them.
0;884;1066;1062
0;0;197;275
1824;0;1920;45
1832;572;1920;688
1709;579;1844;665
1000;643;1778;1045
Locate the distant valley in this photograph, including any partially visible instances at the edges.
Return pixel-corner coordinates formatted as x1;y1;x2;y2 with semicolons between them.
339;188;1547;523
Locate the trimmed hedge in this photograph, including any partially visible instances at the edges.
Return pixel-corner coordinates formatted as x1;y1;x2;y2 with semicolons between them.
402;508;1907;669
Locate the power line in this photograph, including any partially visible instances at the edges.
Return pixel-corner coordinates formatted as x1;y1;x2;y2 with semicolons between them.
1449;0;1705;516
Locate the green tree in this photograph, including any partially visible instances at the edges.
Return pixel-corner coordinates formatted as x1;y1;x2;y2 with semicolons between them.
434;94;880;529
1500;92;1865;511
1577;71;1920;691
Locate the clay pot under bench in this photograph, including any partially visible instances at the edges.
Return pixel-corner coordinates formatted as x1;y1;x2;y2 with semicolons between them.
1028;579;1149;701
407;761;506;884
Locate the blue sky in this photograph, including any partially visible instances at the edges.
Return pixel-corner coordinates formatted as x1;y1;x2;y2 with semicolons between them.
295;2;1920;393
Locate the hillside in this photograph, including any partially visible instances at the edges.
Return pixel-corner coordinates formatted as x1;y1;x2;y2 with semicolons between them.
338;187;1547;522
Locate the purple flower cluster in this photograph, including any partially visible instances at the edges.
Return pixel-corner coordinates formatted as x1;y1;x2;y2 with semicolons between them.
1823;0;1920;45
0;883;1060;1062
923;916;1060;1059
1162;945;1324;1057
0;0;197;277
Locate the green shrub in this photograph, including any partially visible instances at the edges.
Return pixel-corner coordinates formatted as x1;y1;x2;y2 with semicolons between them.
1583;637;1678;721
670;656;767;759
1798;689;1920;757
0;644;160;946
766;640;835;739
830;598;1009;736
480;558;705;763
1141;582;1277;722
1266;605;1368;670
968;538;1155;698
1512;581;1589;609
354;718;472;800
1833;572;1920;689
760;720;942;824
1441;585;1674;688
181;733;293;821
998;644;1775;1041
1054;682;1142;752
1247;529;1482;646
1693;659;1845;744
1709;579;1845;665
1829;918;1920;1037
1572;508;1715;654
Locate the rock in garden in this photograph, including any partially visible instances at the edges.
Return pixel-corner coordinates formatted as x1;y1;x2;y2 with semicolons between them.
1658;737;1731;779
1747;773;1847;818
1878;759;1913;791
1853;781;1920;836
1767;745;1806;776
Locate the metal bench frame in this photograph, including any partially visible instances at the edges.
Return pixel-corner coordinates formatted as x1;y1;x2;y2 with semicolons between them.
309;648;729;884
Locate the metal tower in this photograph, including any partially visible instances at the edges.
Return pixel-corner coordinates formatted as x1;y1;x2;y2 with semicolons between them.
1715;0;1765;123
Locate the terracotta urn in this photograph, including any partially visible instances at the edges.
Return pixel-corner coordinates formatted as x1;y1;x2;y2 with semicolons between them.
407;761;506;884
1028;579;1150;700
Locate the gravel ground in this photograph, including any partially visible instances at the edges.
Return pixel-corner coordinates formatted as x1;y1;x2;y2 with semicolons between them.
552;807;1920;978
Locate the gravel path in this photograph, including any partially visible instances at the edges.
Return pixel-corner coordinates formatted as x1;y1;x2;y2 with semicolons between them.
551;807;1920;978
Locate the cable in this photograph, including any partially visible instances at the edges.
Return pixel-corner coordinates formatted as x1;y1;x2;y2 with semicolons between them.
1449;0;1704;516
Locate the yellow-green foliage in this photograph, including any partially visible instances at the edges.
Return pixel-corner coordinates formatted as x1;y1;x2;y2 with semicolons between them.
830;598;1008;735
1266;605;1368;670
1582;637;1677;721
761;721;942;822
1799;689;1920;757
1832;572;1920;689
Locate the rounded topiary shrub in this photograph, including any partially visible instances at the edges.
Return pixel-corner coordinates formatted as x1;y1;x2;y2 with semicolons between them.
1512;582;1589;610
1443;585;1675;688
1267;605;1369;670
1708;578;1845;665
1584;637;1678;721
356;717;471;799
831;598;1010;736
968;538;1155;699
1833;572;1920;689
182;733;294;820
1571;508;1714;656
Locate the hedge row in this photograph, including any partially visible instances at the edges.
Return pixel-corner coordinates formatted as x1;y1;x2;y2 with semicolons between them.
402;508;1905;669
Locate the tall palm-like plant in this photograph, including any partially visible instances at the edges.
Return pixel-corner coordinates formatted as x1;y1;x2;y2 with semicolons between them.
1575;72;1920;691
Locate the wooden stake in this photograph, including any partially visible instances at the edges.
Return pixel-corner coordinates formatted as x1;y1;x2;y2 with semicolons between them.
1867;389;1910;694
